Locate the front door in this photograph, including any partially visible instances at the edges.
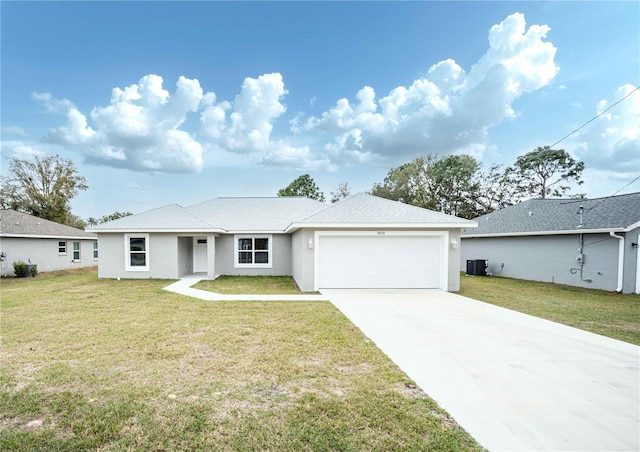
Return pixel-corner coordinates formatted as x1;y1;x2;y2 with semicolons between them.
193;237;208;273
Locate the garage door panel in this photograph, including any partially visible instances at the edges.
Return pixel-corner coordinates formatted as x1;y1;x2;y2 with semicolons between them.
318;235;441;289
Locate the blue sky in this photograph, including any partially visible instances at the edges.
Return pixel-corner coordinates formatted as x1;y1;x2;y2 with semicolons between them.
2;1;639;219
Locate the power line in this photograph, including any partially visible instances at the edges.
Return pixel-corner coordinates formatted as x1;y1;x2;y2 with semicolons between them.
585;175;640;212
548;85;640;149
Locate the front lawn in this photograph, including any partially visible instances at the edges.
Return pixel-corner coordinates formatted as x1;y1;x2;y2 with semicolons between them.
193;275;315;295
459;273;640;345
0;269;481;451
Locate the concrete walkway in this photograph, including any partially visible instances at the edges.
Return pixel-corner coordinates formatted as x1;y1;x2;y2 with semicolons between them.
324;289;640;452
162;275;329;301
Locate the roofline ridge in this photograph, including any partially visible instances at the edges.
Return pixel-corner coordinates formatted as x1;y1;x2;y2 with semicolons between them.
367;193;472;219
176;204;226;231
283;200;333;229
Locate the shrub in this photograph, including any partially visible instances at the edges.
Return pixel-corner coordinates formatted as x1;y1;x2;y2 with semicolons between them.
30;265;38;277
13;260;26;278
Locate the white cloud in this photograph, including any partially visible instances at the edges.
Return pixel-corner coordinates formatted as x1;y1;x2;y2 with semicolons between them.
2;126;27;136
298;12;559;165
35;75;205;173
262;142;336;171
572;84;640;175
0;141;45;160
29;13;566;174
201;73;287;153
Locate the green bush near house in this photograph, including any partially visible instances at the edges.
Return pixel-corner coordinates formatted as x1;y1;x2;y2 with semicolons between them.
12;260;26;278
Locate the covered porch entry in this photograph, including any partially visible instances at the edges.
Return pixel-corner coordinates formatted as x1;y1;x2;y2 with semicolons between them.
177;234;217;278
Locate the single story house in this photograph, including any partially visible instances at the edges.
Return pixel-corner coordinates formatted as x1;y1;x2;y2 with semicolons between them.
88;193;477;292
0;209;98;277
460;192;640;294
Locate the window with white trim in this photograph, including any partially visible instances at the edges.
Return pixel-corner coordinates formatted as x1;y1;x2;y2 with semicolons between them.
72;241;81;261
93;241;99;259
58;241;67;255
125;234;149;271
234;235;272;268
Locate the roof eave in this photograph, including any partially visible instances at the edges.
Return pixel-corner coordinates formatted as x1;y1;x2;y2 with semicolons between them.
1;233;97;240
461;227;628;238
286;221;478;233
625;220;640;232
88;228;227;234
225;230;289;234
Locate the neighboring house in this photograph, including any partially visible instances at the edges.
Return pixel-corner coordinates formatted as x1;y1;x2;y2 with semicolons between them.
88;193;477;292
0;209;98;277
460;192;640;294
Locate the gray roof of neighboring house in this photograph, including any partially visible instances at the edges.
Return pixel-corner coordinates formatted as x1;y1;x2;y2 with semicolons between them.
461;192;640;236
0;209;97;239
88;194;476;233
292;193;476;227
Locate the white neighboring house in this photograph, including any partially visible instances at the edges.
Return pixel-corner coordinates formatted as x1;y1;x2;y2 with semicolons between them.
0;209;98;276
88;193;477;292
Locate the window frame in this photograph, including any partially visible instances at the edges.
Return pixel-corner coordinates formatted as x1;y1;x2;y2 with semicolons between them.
72;241;81;261
234;234;272;269
93;241;99;260
58;241;67;255
125;234;150;272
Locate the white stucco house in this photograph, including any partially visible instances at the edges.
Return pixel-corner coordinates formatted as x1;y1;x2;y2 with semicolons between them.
460;192;640;294
0;209;98;276
88;193;477;292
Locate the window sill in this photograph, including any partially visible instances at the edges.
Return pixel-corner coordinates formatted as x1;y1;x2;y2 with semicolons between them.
234;264;273;269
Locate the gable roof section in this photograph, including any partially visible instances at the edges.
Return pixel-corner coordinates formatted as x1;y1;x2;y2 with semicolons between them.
187;197;327;232
88;204;221;232
462;192;640;237
0;209;96;239
89;194;476;233
288;193;477;230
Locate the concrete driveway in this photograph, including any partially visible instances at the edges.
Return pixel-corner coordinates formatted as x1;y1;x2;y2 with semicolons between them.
323;289;640;452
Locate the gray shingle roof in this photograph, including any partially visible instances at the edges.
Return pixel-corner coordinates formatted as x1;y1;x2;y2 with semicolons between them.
293;193;476;226
0;210;97;239
462;192;640;236
89;194;475;233
88;204;220;231
187;197;327;232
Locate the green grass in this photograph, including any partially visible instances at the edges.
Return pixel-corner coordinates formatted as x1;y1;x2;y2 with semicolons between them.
459;273;640;345
0;268;481;451
194;275;318;294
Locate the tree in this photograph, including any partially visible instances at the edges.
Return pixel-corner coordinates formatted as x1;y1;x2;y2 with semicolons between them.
330;182;351;204
86;211;133;226
0;154;88;225
370;155;440;210
474;163;522;216
508;146;584;199
66;214;88;229
430;155;480;218
370;154;485;218
277;174;325;202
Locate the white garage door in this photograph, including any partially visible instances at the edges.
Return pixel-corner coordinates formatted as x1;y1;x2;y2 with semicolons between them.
317;234;442;289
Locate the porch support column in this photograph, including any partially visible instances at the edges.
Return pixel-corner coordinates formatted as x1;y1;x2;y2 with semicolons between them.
206;234;216;280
